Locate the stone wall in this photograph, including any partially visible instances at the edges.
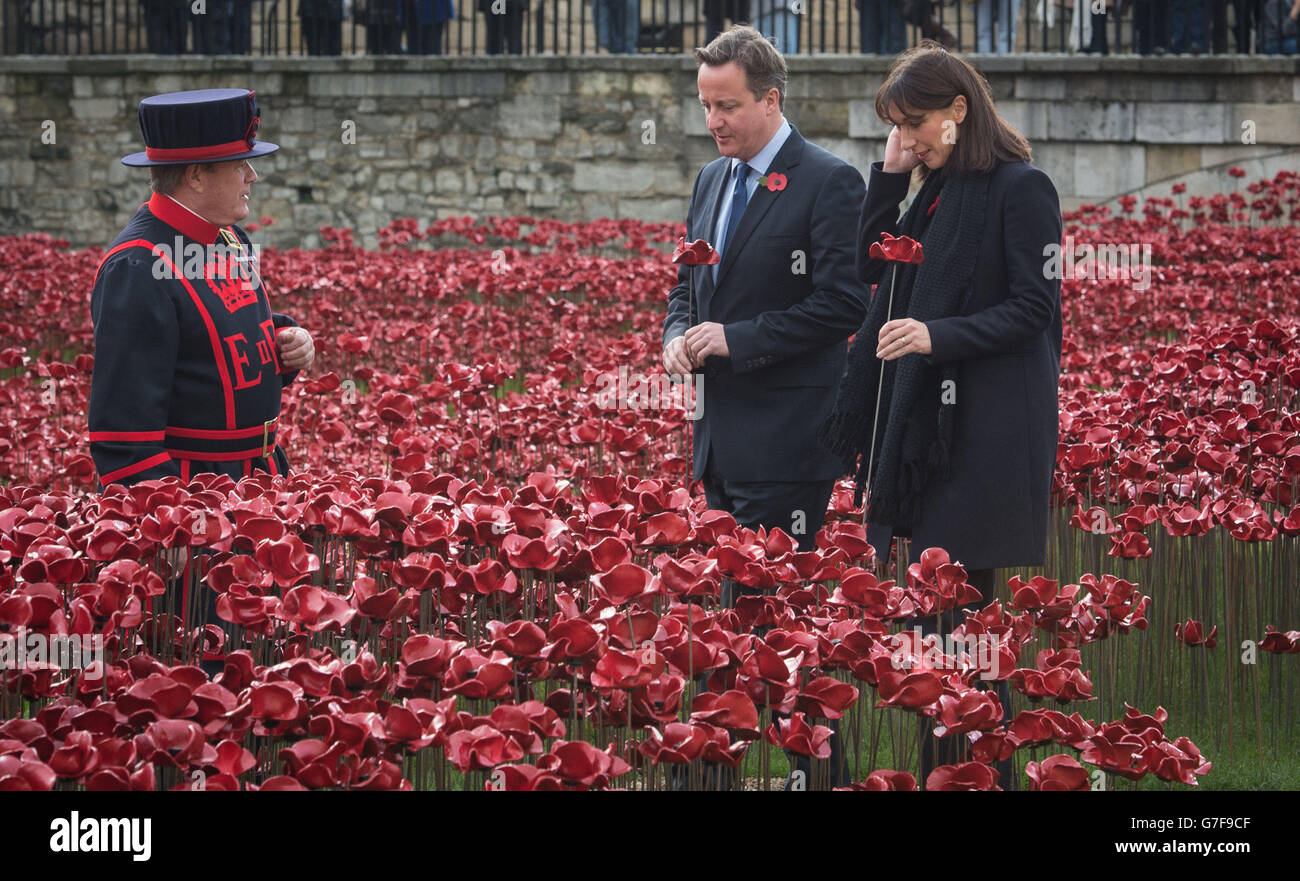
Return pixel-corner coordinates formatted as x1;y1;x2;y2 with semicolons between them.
0;54;1297;250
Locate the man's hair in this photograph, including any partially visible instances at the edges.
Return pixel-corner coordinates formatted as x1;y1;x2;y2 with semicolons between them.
149;164;191;196
875;40;1032;182
694;25;788;112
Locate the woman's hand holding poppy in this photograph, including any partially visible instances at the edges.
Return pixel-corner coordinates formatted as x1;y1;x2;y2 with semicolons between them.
878;318;931;360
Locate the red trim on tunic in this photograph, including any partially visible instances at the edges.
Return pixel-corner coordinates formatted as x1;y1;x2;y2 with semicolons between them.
147;192;220;244
168;445;275;462
166;422;273;439
89;430;166;442
150;247;238;429
96;238;159;279
146;140;251;163
100;451;172;484
180;459;191;483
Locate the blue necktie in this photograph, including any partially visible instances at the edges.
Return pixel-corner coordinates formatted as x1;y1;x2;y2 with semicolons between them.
717;161;751;277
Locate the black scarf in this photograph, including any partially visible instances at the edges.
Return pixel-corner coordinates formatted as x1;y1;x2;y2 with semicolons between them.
818;165;990;527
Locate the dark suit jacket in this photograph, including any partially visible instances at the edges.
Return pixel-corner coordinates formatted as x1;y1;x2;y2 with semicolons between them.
857;159;1063;570
663;122;869;484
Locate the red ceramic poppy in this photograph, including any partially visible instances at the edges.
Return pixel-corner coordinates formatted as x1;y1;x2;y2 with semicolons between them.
868;232;924;264
1174;619;1218;648
536;740;631;789
764;712;832;759
837;769;917;791
1258;626;1300;654
688;689;760;737
1025;754;1090;791
925;761;1001;791
671;237;720;266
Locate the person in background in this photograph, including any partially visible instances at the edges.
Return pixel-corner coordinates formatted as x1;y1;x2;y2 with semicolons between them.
141;0;189;53
1134;0;1169;53
1259;0;1300;52
192;0;234;54
704;0;751;43
590;0;640;53
300;0;343;54
753;0;800;52
1078;0;1112;53
404;0;456;53
974;0;1021;52
1168;0;1207;52
858;0;907;54
367;0;404;52
232;0;254;54
479;0;527;53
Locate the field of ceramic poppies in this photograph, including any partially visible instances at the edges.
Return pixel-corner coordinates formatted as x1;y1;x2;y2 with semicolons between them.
0;169;1297;790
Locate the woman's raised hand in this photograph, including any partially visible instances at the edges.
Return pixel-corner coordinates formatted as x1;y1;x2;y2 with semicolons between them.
883;125;923;175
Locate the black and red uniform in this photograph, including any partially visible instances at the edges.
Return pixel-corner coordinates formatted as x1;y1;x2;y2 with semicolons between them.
88;192;300;488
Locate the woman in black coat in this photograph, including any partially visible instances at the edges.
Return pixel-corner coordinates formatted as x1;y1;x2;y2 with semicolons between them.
821;41;1062;789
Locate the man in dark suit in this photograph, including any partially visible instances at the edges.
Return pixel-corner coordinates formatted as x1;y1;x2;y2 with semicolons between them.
664;25;868;560
662;25;869;789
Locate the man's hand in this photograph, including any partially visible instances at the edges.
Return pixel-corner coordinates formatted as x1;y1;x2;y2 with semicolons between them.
663;335;694;375
276;326;315;372
683;322;729;366
877;318;931;361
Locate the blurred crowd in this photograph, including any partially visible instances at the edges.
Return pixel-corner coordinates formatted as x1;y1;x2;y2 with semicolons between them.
13;0;1296;56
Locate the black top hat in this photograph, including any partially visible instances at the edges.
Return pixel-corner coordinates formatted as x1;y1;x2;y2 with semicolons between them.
121;88;280;167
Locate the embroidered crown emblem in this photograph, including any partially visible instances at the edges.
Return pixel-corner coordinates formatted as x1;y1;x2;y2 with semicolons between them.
209;230;258;312
208;259;259;312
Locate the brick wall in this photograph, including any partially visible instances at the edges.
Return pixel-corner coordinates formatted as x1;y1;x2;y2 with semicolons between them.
1;54;1296;249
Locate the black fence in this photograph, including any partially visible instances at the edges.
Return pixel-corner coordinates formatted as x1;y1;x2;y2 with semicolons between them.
1;0;1294;56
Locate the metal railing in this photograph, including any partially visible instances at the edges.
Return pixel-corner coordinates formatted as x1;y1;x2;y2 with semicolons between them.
1;0;1291;56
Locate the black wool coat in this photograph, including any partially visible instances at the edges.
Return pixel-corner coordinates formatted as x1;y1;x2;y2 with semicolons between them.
856;158;1063;571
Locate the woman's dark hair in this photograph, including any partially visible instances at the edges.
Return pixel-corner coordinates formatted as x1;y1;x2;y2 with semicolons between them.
875;40;1031;182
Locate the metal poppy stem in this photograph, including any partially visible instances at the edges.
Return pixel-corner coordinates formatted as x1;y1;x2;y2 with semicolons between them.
686;269;696;491
862;263;900;525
